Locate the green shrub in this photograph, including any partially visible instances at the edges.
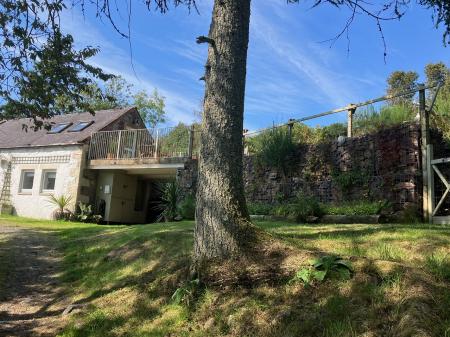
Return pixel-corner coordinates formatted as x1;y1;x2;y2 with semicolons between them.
293;194;324;223
354;104;415;135
153;182;179;222
75;202;102;223
251;127;296;173
247;202;273;215
271;194;324;223
324;200;390;216
271;204;296;217
47;194;73;220
179;194;196;220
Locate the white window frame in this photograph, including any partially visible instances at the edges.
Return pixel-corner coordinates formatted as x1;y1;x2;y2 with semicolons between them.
19;169;35;194
41;169;57;194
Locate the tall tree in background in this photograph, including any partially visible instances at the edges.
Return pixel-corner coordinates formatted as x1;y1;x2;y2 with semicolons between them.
1;0;450;263
0;2;111;129
386;71;419;105
55;76;166;127
425;62;450;123
425;62;450;87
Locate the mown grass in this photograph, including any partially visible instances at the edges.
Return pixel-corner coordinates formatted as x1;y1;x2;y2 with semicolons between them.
0;216;449;337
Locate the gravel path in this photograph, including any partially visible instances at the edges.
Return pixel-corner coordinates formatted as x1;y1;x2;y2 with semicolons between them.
0;224;69;337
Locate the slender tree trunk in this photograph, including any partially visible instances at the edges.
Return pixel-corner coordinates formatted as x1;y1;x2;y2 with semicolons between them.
195;0;257;260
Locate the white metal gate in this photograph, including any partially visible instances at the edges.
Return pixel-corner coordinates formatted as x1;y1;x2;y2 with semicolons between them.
426;145;450;224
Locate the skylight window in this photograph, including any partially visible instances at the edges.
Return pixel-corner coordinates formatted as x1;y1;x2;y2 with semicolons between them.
48;123;72;134
68;121;94;132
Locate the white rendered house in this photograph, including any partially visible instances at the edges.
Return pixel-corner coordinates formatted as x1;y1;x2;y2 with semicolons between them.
0;108;193;223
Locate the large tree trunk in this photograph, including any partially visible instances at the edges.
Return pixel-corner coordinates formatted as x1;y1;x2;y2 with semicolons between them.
195;0;257;260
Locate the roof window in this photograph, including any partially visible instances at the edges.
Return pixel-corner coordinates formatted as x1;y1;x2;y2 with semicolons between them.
48;123;72;134
68;121;94;132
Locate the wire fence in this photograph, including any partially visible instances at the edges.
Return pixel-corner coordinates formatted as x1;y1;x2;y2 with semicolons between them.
243;83;444;155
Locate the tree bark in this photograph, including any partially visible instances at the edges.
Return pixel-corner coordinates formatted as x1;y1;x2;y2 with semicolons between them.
195;0;257;260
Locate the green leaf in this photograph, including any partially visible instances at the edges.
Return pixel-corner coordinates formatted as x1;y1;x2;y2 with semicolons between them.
313;270;327;281
297;269;312;283
335;260;353;272
336;268;352;280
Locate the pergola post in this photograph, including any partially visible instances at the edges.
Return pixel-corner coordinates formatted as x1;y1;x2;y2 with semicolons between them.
347;105;356;138
287;119;295;138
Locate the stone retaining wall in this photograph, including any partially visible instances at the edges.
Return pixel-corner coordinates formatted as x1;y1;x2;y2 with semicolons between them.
244;123;422;212
177;123;450;215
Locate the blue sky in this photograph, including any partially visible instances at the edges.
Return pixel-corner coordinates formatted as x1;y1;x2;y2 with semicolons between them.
62;0;448;130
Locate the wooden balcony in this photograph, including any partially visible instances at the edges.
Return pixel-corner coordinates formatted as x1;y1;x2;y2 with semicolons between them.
88;127;197;170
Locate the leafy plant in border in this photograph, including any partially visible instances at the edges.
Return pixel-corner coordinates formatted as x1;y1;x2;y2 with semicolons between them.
47;194;73;220
291;255;353;285
152;181;179;222
179;194;196;220
171;278;202;307
76;202;102;223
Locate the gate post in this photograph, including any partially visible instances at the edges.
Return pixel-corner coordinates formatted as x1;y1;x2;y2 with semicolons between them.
419;84;431;222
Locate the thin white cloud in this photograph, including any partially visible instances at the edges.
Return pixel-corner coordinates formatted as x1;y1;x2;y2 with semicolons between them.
250;8;355;108
60;9;199;126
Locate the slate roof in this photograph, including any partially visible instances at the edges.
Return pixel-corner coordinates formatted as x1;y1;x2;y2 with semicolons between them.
0;107;136;149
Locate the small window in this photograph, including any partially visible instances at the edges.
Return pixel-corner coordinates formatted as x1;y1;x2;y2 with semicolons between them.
20;170;35;193
41;170;56;192
68;121;94;132
48;123;72;134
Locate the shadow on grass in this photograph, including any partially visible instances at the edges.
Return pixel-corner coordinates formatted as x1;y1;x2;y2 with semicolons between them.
56;221;450;337
3;217;448;337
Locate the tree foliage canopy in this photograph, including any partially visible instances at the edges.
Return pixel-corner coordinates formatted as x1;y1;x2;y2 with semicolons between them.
56;76;166;128
0;0;449;129
0;1;113;129
386;71;419;105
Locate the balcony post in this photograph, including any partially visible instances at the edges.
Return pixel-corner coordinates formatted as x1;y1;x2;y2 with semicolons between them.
132;131;138;158
116;130;122;159
154;128;159;159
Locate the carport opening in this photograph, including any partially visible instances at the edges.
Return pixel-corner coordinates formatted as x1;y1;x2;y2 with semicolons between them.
144;181;165;223
133;179;175;224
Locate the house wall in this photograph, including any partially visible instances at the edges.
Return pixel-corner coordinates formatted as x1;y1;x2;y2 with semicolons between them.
0;145;85;219
102;108;146;131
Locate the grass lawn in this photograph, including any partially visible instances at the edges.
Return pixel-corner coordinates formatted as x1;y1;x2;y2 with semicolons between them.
1;215;449;337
